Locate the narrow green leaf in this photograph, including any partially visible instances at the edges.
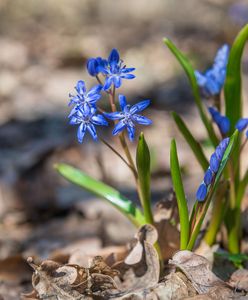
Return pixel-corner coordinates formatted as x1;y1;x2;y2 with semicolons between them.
163;38;219;147
170;139;189;249
55;163;145;226
237;169;248;209
187;130;239;250
136;133;153;224
224;24;248;180
224;24;248;131
172;111;209;171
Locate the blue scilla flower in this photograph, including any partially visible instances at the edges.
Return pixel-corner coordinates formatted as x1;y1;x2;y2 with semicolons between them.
104;94;152;141
69;105;108;143
68;81;102;117
195;44;229;97
196;137;229;202
208;107;230;135
235;118;248;132
87;49;135;90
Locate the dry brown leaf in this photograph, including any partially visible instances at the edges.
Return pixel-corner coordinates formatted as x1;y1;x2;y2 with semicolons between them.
169;250;232;294
229;269;248;292
154;194;180;261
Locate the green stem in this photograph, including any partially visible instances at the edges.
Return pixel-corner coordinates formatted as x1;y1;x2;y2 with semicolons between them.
204;181;228;246
228;209;240;254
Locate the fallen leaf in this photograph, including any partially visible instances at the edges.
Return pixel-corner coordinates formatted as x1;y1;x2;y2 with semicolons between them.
229;269;248;292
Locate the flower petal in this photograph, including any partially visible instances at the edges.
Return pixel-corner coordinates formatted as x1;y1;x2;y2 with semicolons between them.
119;95;127;111
87;84;102;97
77;123;87;143
127;125;135;141
196;183;207;202
235;118;248;132
108;48;120;64
76;80;86;94
103;77;113;91
92;114;108;126
87;58;98;76
104;112;124;120
87;123;98;140
112;120;126;135
113;76;122;88
121;67;135;73
132;115;152;125
130;100;150;114
121;74;135;79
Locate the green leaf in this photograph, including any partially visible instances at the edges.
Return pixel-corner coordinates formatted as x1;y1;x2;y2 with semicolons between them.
172;111;209;171
136;133;153;224
187;130;239;250
224;24;248;180
55;163;145;227
215;252;248;268
170;139;189;249
237;169;248;209
224;24;248;132
163;38;219;147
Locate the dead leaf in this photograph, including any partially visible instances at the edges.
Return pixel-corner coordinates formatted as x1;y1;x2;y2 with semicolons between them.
169;250;231;294
229;269;248;292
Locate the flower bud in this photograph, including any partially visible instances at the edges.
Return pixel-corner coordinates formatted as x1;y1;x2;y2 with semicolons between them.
196;183;207;202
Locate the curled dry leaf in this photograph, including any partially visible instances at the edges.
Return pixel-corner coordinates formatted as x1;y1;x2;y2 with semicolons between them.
154;193;180;261
169;250;232;295
229;269;248;292
24;256;120;299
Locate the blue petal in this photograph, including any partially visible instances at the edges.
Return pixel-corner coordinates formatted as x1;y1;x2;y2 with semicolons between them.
204;169;213;185
87;84;102;97
68;106;79;118
87;123;98;140
119;94;127;111
208;107;220;120
76;80;86;94
195;71;207;86
103;77;113;90
87;58;98;76
113;120;126;135
235;118;248;132
214;44;229;68
210;153;220;173
108;48;120;64
218;116;230;135
132;115;152;125
121;74;135;79
92;114;108;126
104;112;124;120
196;183;207;202
130;100;150;114
113;76;122;88
246;130;248;139
127;125;135;141
215;145;224;161
77;123;87;143
121;67;135;73
219;137;230;151
69;116;80;125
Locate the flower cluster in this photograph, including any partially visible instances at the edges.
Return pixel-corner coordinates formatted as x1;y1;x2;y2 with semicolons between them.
195;44;229;97
196;138;230;202
68;49;151;143
87;48;135;90
208;107;230;135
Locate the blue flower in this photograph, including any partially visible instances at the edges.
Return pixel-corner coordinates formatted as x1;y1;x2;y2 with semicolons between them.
68;81;102;117
196;183;208;202
235;118;248;132
87;49;135;90
208;107;230;135
196;137;229;202
104;94;152;141
195;44;229;97
69;105;108;143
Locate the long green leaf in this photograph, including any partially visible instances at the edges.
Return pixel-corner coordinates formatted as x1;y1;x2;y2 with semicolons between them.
187;130;239;250
224;24;248;181
237;169;248;209
55;163;145;226
170;139;189;249
136;133;153;224
164;38;219;147
172;112;209;171
224;24;248;131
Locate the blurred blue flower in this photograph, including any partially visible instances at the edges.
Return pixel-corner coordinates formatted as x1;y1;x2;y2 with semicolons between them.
68;81;102;117
104;94;152;141
87;49;135;90
69;105;108;143
235;118;248;132
204;168;213;185
196;183;208;202
195;44;229;97
208;107;230;135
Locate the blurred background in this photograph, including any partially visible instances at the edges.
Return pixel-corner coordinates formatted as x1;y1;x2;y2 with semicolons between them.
0;0;248;295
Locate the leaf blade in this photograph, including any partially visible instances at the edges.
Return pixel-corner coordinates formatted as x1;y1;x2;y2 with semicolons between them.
55;163;145;226
163;38;219;147
170;139;189;249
